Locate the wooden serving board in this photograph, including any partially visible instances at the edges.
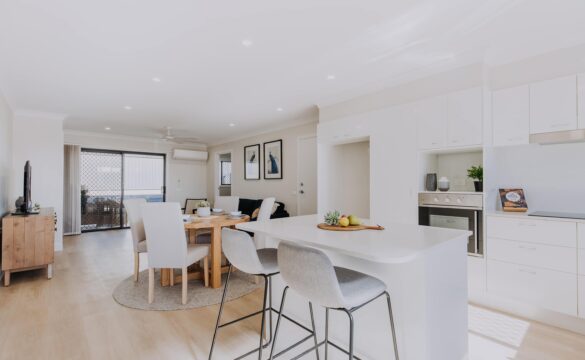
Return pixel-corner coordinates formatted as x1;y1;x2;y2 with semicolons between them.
317;223;385;231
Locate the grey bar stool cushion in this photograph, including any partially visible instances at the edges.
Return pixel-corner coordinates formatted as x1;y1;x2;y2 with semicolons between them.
221;228;279;275
335;267;386;309
278;240;387;310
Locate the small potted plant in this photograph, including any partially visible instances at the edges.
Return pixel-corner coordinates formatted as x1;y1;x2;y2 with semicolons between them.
196;200;211;217
467;165;483;192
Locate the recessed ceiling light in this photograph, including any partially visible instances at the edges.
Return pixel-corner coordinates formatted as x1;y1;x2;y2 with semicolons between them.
229;123;236;127
276;107;284;112
152;77;161;82
124;105;132;110
327;75;336;80
105;127;111;130
242;39;253;47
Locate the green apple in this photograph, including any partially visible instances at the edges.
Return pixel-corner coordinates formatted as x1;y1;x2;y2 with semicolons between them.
348;215;361;226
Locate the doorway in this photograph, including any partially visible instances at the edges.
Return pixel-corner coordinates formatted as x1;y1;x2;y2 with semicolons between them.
80;149;166;232
217;152;232;197
297;135;317;215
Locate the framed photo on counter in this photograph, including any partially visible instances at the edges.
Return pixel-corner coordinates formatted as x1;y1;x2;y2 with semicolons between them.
499;188;528;212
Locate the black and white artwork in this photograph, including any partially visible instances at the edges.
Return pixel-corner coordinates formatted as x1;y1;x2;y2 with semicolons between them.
263;139;283;180
244;144;260;180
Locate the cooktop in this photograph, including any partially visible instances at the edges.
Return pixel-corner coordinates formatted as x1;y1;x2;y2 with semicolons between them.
528;211;585;220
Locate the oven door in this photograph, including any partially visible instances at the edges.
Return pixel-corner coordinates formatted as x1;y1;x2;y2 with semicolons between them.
419;207;483;256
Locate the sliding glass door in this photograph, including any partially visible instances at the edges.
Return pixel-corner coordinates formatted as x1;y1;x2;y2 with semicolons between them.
80;149;165;232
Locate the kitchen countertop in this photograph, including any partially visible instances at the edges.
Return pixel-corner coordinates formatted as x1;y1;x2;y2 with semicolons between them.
236;214;471;264
487;210;585;224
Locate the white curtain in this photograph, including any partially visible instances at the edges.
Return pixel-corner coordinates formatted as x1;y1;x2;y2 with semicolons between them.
63;145;81;235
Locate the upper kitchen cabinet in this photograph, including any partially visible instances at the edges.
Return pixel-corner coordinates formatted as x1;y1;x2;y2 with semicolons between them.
492;85;530;146
416;95;448;150
579;73;585;129
530;75;577;134
447;87;483;147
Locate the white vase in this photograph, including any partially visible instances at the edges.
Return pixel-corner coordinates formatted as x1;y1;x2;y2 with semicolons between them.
438;177;450;192
197;207;211;217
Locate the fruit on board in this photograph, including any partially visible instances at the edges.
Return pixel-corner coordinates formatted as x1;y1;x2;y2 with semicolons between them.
338;217;350;227
348;215;361;226
324;210;341;226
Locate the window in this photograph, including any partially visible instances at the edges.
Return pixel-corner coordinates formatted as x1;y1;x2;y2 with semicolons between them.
221;161;232;185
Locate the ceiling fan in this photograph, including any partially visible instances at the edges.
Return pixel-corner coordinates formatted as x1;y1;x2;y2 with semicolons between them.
158;126;200;144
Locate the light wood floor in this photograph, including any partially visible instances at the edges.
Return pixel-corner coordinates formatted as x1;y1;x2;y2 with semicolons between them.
1;230;585;360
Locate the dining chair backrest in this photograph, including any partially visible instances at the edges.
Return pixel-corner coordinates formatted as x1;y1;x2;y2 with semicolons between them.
278;240;346;309
124;198;147;251
214;196;240;213
221;228;265;275
142;202;188;268
257;197;276;222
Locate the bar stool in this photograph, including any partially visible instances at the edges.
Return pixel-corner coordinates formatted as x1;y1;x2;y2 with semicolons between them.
270;240;399;360
209;229;320;360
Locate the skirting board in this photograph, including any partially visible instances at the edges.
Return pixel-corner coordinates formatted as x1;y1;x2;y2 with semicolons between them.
470;294;585;336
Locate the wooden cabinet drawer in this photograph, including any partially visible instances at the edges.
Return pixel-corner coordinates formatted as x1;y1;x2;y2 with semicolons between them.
487;216;576;247
488;259;577;316
489;238;576;273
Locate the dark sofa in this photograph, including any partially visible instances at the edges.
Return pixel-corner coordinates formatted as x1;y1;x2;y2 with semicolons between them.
238;198;290;220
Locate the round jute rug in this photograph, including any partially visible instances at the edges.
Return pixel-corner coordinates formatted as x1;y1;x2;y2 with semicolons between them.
113;269;262;311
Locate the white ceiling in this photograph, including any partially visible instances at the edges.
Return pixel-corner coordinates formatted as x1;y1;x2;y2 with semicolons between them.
1;0;585;144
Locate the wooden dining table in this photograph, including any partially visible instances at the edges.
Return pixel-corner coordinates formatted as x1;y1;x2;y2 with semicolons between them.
160;213;250;289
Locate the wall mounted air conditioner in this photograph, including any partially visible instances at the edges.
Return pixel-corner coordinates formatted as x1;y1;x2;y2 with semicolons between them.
172;149;208;161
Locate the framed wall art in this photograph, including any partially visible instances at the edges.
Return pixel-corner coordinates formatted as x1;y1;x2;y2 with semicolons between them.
263;139;283;180
244;144;260;180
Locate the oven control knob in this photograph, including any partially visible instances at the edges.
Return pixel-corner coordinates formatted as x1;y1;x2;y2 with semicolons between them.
456;198;463;204
444;197;450;203
433;197;439;202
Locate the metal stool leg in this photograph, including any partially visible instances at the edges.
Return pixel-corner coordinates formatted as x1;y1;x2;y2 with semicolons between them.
309;302;320;360
269;286;289;360
324;308;329;360
385;292;399;360
346;311;355;360
209;265;233;360
258;275;270;360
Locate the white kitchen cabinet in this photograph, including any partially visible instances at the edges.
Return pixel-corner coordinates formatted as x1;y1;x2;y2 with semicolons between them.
416;96;448;150
492;86;529;146
489;237;576;273
447;87;483;146
487;216;577;248
579;73;585;129
488;259;577;316
530;75;577;134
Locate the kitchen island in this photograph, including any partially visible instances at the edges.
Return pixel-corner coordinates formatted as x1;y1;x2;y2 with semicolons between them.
237;214;471;360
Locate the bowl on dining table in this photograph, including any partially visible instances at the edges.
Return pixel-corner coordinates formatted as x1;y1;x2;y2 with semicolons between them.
229;211;242;218
212;208;223;213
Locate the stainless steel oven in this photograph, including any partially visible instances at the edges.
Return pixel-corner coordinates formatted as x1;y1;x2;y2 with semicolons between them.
418;192;483;257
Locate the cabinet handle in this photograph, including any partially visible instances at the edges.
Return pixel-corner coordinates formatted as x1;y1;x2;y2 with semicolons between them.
518;245;537;251
551;122;570;128
507;136;523;142
519;222;537;227
518;268;537;275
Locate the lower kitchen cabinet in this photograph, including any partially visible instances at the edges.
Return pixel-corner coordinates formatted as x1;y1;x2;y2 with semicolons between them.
487;259;577;316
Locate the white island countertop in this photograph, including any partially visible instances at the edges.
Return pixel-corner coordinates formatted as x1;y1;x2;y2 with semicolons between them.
236;214;471;264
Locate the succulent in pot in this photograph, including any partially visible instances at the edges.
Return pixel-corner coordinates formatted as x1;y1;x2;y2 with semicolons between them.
197;200;211;217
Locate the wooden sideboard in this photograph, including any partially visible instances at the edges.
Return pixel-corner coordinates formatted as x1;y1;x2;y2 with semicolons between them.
2;208;55;286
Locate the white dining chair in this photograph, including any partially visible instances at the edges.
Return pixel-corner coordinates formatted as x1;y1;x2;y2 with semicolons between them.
124;198;148;282
213;196;240;213
254;197;276;248
142;202;210;304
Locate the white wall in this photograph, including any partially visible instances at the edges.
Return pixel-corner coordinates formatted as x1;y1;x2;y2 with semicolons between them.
0;90;12;216
207;121;317;216
490;143;585;213
12;111;64;250
64;131;207;206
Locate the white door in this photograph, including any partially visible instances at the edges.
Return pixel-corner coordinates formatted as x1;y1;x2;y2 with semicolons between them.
297;136;317;215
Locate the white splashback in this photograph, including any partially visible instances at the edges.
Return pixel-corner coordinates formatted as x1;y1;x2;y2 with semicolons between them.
490;143;585;213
